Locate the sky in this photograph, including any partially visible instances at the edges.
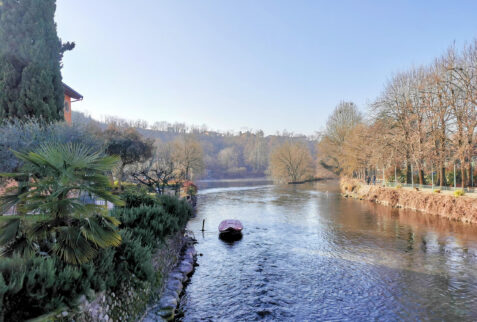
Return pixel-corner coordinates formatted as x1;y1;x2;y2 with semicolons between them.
56;1;477;135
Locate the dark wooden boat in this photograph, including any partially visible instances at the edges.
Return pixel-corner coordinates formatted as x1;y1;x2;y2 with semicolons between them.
218;219;243;240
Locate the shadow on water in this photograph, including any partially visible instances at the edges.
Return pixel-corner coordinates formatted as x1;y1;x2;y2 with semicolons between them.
172;180;477;321
218;233;243;244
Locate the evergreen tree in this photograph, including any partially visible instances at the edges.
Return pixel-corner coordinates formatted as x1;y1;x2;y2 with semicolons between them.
0;0;74;122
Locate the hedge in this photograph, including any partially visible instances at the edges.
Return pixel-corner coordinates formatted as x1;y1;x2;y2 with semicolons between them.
0;192;193;321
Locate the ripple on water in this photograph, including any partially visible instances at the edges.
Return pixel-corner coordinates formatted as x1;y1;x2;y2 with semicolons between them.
176;182;477;321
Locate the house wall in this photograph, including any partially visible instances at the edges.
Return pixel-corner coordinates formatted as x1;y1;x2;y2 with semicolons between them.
64;95;72;125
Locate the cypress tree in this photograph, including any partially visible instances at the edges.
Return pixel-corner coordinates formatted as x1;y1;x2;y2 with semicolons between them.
0;0;74;122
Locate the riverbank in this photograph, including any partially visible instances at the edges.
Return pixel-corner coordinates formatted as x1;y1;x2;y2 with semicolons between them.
288;177;335;184
341;178;477;224
142;236;197;321
72;231;189;321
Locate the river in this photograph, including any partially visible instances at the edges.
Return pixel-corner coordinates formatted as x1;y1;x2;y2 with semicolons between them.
177;180;477;321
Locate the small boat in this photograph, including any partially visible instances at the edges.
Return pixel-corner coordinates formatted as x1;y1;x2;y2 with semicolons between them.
218;219;243;240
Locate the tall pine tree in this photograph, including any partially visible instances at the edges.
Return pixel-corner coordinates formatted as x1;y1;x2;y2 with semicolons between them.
0;0;74;122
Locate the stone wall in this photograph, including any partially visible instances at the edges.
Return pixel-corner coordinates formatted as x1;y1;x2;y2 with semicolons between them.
341;178;477;224
65;231;186;322
142;237;197;321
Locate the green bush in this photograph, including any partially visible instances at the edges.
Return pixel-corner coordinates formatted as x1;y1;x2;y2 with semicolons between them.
111;196;192;248
0;189;192;320
115;231;154;284
0;119;104;173
454;189;465;197
155;195;193;228
0;256;90;321
119;185;157;208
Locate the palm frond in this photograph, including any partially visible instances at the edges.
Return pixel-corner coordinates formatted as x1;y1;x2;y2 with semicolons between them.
2;142;123;264
53;226;98;265
0;218;20;245
79;216;121;249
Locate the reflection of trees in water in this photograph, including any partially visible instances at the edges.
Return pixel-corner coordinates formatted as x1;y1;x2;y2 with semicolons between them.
270;184;314;207
365;202;477;245
319;195;477;271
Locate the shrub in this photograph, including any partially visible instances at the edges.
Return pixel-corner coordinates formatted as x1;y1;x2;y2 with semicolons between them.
0;256;91;321
454;189;465;197
119;185;157;208
114;231;154;284
396;184;402;189
433;189;441;194
111;197;192;247
0;186;191;320
0;119;104;173
155;195;193;228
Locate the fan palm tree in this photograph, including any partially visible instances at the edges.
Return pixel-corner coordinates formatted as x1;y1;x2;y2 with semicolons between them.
0;143;124;264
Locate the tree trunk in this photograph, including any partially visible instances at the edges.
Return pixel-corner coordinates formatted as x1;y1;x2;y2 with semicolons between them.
185;166;190;181
406;162;412;184
467;159;472;187
439;165;446;186
418;169;425;185
466;160;472;187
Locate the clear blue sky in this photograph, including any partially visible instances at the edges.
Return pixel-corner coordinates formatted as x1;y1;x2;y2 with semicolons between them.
56;1;477;135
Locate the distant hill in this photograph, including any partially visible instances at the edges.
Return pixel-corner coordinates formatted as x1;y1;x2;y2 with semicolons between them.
72;111;318;180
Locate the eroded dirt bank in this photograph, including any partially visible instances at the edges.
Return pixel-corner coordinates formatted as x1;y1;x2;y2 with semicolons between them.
341;178;477;224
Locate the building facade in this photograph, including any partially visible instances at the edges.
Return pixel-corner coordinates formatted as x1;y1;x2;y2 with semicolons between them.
62;83;83;125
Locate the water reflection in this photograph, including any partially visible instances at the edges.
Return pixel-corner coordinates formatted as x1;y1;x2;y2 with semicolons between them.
175;181;477;321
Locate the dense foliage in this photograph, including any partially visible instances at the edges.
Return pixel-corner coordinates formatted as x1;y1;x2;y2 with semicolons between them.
103;125;153;186
0;119;104;173
0;191;192;321
0;143;124;264
112;191;192;248
0;0;74;122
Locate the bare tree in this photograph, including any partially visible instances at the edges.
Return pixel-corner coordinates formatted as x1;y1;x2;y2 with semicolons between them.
269;141;314;183
172;135;204;180
318;101;362;175
244;130;268;172
128;141;177;194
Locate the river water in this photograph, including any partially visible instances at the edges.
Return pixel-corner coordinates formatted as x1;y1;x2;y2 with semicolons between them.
177;180;477;321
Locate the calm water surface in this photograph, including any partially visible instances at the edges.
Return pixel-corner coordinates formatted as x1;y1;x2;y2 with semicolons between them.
177;181;477;321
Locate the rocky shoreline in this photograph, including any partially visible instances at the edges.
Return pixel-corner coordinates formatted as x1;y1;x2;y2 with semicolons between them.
142;235;198;321
341;178;477;224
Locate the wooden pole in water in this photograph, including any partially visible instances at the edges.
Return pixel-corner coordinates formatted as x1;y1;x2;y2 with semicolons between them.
201;219;205;232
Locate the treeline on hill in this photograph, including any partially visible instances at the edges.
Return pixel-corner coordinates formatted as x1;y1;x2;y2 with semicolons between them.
0;116;328;193
72;111;321;182
319;41;477;188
